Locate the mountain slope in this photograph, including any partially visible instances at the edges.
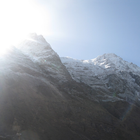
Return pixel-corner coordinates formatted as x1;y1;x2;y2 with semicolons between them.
61;54;140;103
0;34;140;140
17;33;72;83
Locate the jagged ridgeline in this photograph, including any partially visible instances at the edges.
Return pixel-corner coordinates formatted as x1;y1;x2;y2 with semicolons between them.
61;54;140;104
0;33;140;140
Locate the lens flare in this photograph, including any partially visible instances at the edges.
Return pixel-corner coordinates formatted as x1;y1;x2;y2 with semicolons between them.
0;0;51;54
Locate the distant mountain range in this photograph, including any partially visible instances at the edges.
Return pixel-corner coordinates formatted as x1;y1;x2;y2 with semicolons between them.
0;33;140;140
61;53;140;104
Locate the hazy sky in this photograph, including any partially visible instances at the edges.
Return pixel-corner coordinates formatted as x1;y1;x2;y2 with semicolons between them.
36;0;140;66
1;0;140;66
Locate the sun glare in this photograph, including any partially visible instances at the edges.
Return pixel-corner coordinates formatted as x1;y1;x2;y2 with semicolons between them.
0;0;51;54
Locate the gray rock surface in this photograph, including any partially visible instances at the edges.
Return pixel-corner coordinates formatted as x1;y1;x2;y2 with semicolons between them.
61;55;140;103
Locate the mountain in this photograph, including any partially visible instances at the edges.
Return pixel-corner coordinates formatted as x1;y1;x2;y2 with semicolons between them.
0;34;140;140
61;54;140;104
17;33;72;83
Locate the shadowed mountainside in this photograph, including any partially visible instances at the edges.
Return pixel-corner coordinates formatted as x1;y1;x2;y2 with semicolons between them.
0;34;140;140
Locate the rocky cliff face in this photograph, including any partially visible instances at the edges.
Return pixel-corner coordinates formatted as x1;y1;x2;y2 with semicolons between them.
0;34;140;140
61;54;140;104
17;33;72;83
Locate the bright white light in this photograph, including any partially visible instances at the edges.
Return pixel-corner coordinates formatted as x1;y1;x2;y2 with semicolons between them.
0;0;51;54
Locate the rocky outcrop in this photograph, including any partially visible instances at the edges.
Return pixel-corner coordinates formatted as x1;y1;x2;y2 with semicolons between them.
129;72;140;86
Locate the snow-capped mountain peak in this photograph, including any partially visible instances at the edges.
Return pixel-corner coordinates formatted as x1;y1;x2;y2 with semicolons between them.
61;53;140;76
16;33;71;82
27;33;48;45
17;33;56;62
92;53;140;73
61;54;140;103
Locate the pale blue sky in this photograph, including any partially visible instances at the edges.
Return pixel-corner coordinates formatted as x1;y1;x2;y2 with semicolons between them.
36;0;140;66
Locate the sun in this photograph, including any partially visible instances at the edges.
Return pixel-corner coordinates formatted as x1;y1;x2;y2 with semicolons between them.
0;0;51;54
